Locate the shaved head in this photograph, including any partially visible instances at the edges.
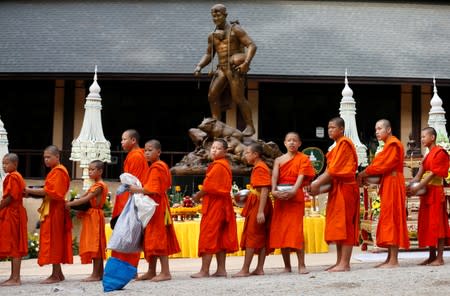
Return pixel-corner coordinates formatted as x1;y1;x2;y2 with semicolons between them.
248;143;263;156
285;131;301;141
146;139;161;150
90;160;104;170
124;129;140;144
330;117;345;129
44;145;60;157
3;153;19;165
377;119;391;129
422;126;437;138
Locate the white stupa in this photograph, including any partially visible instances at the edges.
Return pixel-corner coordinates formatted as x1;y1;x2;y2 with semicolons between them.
70;66;111;190
428;76;450;149
0;116;8;195
337;70;368;166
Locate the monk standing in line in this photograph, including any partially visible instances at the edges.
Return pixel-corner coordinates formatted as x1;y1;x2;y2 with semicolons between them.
129;139;180;282
270;132;315;274
66;160;107;281
233;143;273;277
25;145;73;283
408;127;450;266
111;129;148;268
191;139;238;278
357;119;410;268
0;153;27;286
309;117;360;272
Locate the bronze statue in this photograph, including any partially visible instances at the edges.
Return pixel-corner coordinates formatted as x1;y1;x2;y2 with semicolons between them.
194;4;257;137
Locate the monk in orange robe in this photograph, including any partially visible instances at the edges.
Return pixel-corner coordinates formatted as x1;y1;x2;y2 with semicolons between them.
129;139;180;282
358;119;410;268
191;139;238;278
0;153;27;286
233;143;273;277
270;132;315;274
25;145;73;283
408;127;450;266
111;129;148;267
310;117;359;272
66;160;107;281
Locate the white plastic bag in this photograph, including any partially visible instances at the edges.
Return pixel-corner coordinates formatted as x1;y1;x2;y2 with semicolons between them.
119;173;158;227
107;195;142;253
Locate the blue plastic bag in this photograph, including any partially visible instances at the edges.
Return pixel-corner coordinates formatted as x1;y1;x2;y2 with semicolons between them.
102;257;137;292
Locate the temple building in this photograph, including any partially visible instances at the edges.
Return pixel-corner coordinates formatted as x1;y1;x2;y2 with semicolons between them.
1;0;450;179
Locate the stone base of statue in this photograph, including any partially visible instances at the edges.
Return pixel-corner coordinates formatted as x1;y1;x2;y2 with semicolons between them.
170;118;282;175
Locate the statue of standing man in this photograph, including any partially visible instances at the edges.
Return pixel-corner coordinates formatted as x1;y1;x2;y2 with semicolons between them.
194;4;257;137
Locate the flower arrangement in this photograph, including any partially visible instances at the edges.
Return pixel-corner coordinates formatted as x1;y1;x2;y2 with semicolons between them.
370;194;381;219
27;232;39;259
231;182;240;196
68;188;79;219
103;192;112;217
169;185;186;207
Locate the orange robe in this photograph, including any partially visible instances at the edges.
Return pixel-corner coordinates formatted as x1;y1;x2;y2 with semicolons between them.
240;160;273;253
269;152;315;250
325;136;360;246
79;181;107;264
0;171;28;258
198;157;238;256
417;145;450;248
112;147;148;267
365;136;410;249
142;160;180;258
38;164;73;266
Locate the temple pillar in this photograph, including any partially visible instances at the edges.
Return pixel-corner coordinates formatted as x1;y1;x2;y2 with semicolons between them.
52;80;65;148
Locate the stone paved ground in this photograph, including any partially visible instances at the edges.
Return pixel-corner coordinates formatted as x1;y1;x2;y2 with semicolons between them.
1;248;450;295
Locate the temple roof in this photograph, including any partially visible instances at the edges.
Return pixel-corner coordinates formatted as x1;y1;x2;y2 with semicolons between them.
1;1;450;82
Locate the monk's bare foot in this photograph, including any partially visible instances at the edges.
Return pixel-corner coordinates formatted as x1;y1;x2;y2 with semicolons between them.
374;261;389;268
136;272;156;281
242;125;255;137
298;266;309;274
232;270;251;278
328;265;350;272
151;273;172;282
81;275;102;282
1;279;21;286
378;262;399;269
418;258;433;266
429;259;444;266
250;269;264;276
190;272;210;278
211;271;227;277
280;267;292;273
40;275;64;284
324;264;337;271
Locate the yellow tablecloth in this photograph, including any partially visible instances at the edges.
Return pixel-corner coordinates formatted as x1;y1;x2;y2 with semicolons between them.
105;215;328;258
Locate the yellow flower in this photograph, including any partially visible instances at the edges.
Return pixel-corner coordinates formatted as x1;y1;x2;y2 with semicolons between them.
371;200;380;209
246;184;251;190
198;184;203;191
175;186;181;192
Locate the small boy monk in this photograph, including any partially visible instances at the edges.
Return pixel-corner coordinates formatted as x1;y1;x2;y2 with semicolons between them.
129;139;180;282
270;132;315;274
233;143;273;277
25;145;73;284
0;153;27;286
309;117;359;272
408;127;450;266
66;160;107;281
357;119;410;268
191;138;238;278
